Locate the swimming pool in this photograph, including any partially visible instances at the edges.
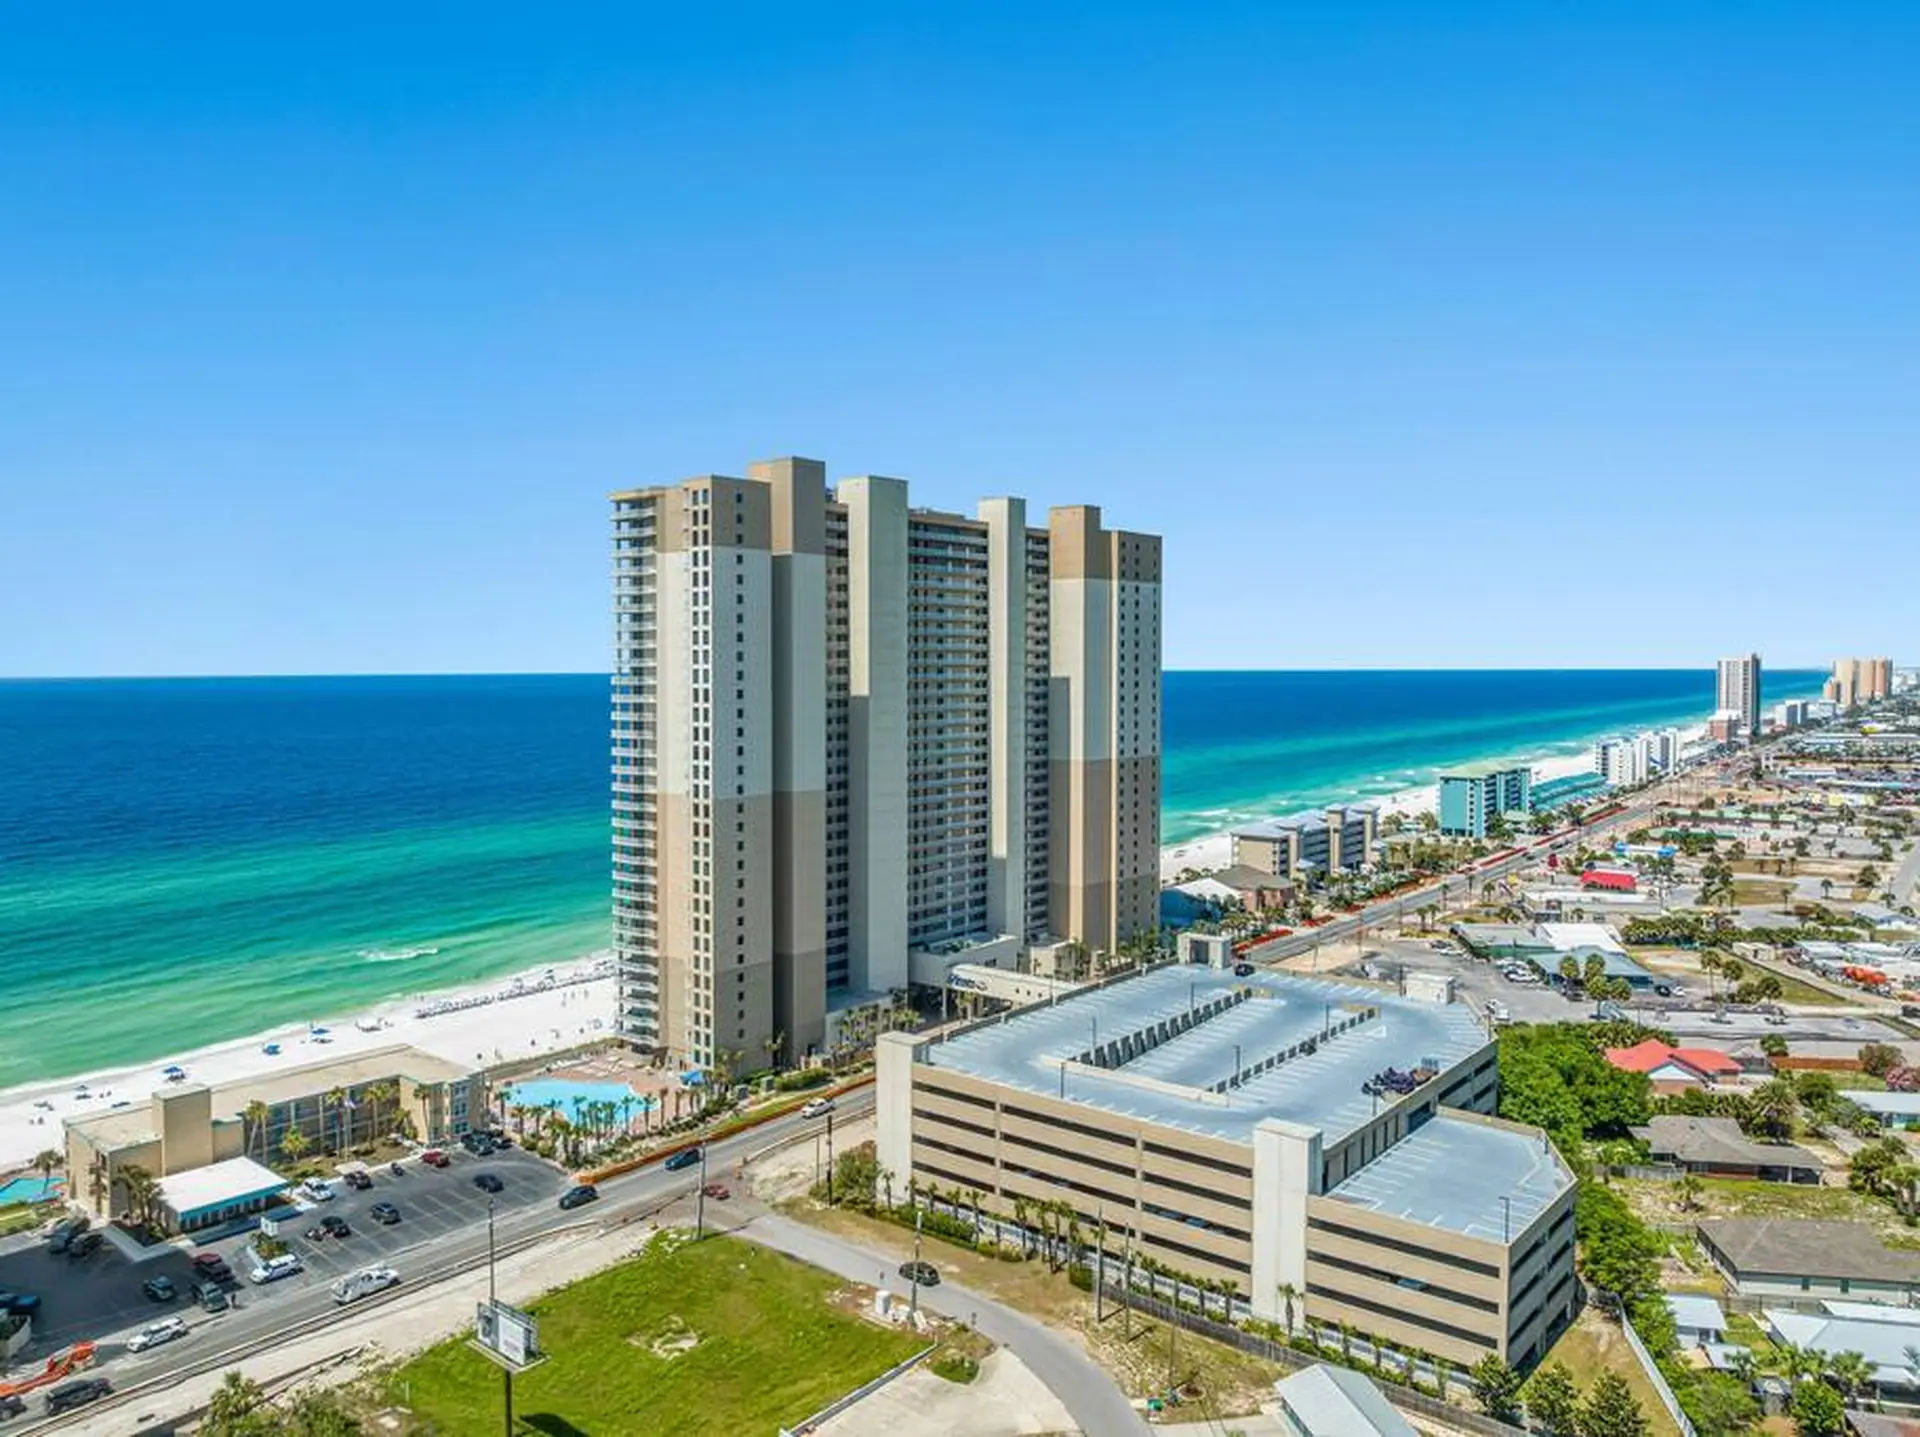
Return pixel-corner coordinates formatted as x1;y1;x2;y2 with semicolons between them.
0;1176;64;1206
500;1077;654;1115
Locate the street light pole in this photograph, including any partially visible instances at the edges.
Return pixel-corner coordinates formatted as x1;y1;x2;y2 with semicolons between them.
825;1110;836;1206
696;1144;709;1238
909;1206;924;1320
487;1198;497;1305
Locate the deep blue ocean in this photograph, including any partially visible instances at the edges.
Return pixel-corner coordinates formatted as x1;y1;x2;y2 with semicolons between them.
0;669;1822;1085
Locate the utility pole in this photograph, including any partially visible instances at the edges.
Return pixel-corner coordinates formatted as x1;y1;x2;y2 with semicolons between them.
909;1207;925;1320
487;1198;497;1305
1094;1204;1105;1322
696;1144;709;1238
825;1110;836;1206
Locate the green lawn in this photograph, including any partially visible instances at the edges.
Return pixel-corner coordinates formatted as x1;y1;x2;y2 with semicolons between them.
0;1201;58;1239
379;1233;926;1436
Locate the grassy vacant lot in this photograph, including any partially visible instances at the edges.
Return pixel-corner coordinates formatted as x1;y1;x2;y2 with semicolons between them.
1614;1174;1905;1234
1540;1310;1681;1437
1731;879;1794;907
377;1233;925;1437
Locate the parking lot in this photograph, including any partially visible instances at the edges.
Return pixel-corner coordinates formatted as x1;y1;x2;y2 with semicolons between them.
1332;935;1575;1024
0;1144;566;1356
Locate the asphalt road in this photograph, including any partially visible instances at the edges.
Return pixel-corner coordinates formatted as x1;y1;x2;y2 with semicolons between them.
5;1094;876;1431
743;1211;1150;1437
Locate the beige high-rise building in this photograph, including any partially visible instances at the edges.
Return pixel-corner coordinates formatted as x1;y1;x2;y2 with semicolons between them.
612;459;1161;1070
1827;657;1893;709
1714;653;1762;738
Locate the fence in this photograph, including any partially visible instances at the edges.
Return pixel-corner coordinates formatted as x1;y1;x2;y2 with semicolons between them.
778;1342;937;1435
1619;1305;1697;1437
1106;1279;1528;1437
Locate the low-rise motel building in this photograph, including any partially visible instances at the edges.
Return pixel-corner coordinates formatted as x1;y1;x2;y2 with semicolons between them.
64;1044;483;1233
876;965;1578;1368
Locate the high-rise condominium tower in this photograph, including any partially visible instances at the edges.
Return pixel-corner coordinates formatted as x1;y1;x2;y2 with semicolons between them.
1715;653;1762;738
611;458;1161;1070
1825;657;1893;708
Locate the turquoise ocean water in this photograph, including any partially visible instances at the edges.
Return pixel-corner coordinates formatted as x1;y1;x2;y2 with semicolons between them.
0;670;1821;1087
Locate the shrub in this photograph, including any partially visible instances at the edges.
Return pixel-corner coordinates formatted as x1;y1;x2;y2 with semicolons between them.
1067;1263;1093;1292
774;1068;832;1092
929;1352;979;1385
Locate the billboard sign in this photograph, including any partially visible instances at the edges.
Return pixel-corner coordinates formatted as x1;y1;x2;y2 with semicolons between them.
474;1300;540;1370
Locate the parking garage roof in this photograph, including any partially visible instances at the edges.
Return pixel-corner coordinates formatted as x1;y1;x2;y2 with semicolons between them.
921;966;1490;1147
1326;1114;1573;1242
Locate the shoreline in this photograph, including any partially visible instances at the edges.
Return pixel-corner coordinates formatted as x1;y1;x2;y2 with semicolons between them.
0;955;618;1173
1158;721;1706;882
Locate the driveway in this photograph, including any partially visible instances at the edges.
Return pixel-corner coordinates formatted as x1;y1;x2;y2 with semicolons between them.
741;1211;1148;1437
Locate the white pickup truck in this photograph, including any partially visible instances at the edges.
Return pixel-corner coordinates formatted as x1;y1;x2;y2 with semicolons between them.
331;1264;400;1305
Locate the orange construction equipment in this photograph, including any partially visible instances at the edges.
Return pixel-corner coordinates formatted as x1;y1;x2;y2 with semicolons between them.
0;1339;97;1398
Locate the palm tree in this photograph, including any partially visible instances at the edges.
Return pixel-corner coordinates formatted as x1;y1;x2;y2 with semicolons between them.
324;1086;349;1152
763;1029;785;1072
363;1082;397;1142
1827;1349;1874;1402
1675;1173;1703;1211
280;1126;310;1166
118;1162;158;1229
243;1099;271;1162
1752;1078;1799;1140
32;1147;62;1192
1276;1281;1299;1334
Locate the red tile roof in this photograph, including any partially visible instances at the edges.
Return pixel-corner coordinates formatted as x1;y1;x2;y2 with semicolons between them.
1605;1039;1738;1077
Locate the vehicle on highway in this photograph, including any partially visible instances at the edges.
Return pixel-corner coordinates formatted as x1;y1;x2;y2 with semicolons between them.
558;1184;599;1211
248;1253;304;1285
193;1252;233;1283
44;1379;112;1415
370;1201;402;1225
343;1169;373;1191
700;1183;730;1201
46;1214;90;1252
330;1264;400;1305
421;1149;450;1168
799;1097;835;1119
897;1260;939;1288
472;1172;504;1194
142;1275;177;1302
663;1147;702;1172
195;1280;230;1313
298;1178;336;1203
67;1230;103;1259
0;1290;39;1316
128;1315;190;1353
0;1393;25;1422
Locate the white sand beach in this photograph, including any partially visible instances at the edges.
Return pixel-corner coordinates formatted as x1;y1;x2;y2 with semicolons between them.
0;956;618;1173
1158;745;1638;883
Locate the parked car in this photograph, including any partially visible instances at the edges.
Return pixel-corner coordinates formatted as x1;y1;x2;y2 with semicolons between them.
128;1315;190;1353
342;1169;373;1191
421;1149;450;1168
67;1231;103;1259
700;1183;731;1201
897;1260;939;1288
663;1147;702;1172
0;1290;39;1317
248;1254;304;1285
44;1379;111;1415
558;1184;599;1211
298;1178;336;1203
192;1252;233;1283
195;1281;230;1313
306;1215;351;1240
0;1394;25;1422
472;1172;504;1194
46;1215;90;1253
141;1275;177;1302
369;1202;402;1225
1232;962;1256;977
799;1098;835;1120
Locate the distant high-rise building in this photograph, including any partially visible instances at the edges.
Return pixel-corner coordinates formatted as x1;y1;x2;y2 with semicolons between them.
1594;737;1650;788
1827;657;1893;708
1715;654;1762;739
610;459;1161;1069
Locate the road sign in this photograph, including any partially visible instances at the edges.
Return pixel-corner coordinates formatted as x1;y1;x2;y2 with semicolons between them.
473;1300;543;1372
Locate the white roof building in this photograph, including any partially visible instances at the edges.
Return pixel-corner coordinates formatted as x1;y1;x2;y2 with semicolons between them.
1274;1364;1417;1437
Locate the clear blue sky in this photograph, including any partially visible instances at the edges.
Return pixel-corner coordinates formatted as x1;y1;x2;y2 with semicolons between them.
2;3;1913;676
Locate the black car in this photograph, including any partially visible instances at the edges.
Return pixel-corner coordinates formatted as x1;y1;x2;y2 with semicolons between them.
0;1290;39;1316
369;1201;401;1225
46;1215;89;1253
343;1170;373;1191
558;1184;599;1211
472;1172;504;1194
897;1260;939;1288
45;1379;112;1415
663;1147;702;1172
67;1231;103;1259
0;1393;25;1422
320;1215;350;1237
1233;962;1256;977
